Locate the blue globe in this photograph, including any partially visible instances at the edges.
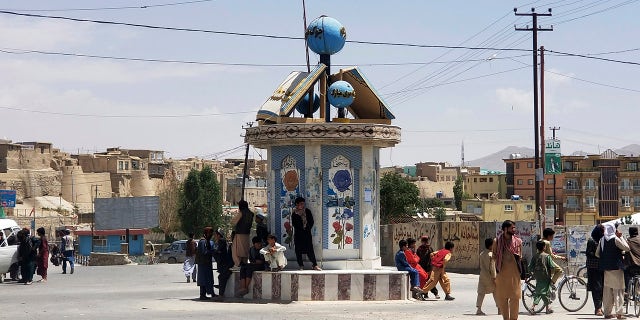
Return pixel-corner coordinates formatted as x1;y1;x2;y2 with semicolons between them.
328;81;355;108
306;16;346;55
294;93;320;114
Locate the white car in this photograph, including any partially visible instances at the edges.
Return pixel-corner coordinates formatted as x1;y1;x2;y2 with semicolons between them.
0;219;20;283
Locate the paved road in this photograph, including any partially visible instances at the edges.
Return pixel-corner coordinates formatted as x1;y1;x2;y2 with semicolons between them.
0;263;602;320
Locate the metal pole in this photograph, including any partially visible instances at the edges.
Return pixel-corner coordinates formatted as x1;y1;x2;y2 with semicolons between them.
540;46;546;226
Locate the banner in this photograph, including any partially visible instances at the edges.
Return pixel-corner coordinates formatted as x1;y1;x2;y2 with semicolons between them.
0;189;16;208
544;139;562;174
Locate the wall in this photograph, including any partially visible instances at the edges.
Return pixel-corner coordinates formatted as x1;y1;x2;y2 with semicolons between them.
383;221;539;273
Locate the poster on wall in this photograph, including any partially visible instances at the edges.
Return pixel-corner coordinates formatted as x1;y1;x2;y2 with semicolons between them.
327;155;355;250
279;155;300;248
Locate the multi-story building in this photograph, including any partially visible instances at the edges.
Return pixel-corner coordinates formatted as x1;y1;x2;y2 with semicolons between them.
464;172;507;200
505;149;640;225
415;162;479;182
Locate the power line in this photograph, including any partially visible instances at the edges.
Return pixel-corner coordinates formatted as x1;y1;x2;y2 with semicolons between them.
544;69;640;93
547;49;640;66
404;128;528;133
0;47;532;67
0;0;215;12
0;10;530;52
0;106;255;118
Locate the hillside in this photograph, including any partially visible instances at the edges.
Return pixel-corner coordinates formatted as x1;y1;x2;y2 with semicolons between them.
467;146;534;172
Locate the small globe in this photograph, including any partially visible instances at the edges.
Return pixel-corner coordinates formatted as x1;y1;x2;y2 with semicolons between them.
305;16;346;55
295;93;320;115
328;81;355;108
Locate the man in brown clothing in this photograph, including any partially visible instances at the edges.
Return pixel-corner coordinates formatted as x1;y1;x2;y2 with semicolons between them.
625;227;640;296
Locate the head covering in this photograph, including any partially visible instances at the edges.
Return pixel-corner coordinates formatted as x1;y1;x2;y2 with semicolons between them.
591;224;605;242
494;230;523;273
420;235;430;242
604;224;616;241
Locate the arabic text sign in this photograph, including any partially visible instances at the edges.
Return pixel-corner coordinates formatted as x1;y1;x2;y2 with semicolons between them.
0;190;16;208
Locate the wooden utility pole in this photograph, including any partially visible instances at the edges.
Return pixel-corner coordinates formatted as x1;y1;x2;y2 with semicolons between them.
515;7;552;230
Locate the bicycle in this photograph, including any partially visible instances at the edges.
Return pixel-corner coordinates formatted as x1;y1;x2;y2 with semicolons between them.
522;265;589;314
625;275;640;317
576;264;587;279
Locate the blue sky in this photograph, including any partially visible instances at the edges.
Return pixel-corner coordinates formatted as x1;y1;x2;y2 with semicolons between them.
0;0;638;167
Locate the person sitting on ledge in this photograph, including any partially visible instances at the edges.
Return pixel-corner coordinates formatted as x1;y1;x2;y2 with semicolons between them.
237;236;266;297
260;234;287;272
395;239;423;295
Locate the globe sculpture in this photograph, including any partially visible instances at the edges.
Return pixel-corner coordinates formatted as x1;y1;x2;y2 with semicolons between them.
305;16;347;55
294;93;321;114
328;80;355;108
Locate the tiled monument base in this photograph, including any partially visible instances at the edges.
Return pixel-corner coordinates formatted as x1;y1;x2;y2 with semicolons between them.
225;269;409;301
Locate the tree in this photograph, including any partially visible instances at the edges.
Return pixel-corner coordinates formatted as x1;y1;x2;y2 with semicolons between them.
380;172;420;223
433;207;447;221
178;167;224;237
453;175;464;211
157;169;181;234
419;198;445;211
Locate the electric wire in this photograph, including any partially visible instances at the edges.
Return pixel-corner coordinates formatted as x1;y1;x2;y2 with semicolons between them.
0;106;255;118
0;0;215;12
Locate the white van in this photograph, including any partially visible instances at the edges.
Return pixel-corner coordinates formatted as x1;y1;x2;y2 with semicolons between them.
0;219;20;283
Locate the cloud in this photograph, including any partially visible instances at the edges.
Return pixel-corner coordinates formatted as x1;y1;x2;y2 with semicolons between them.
0;18;92;49
495;87;533;113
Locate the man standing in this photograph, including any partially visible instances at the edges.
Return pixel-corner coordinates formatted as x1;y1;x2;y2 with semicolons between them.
625;227;640;299
196;227;215;300
212;229;233;301
493;220;523;320
61;229;75;275
292;197;321;271
231;200;253;269
596;224;630;319
183;233;197;283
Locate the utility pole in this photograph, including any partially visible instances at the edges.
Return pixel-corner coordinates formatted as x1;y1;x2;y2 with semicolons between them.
241;122;254;202
91;184;99;252
550;126;560;223
540;46;546;225
515;7;552;230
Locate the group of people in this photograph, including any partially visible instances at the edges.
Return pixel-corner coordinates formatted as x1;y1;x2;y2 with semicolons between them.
585;223;640;320
12;227;50;284
395;235;455;301
189;197;322;301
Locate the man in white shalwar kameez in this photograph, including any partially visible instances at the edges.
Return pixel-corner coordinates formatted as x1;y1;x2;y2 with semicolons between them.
596;224;630;319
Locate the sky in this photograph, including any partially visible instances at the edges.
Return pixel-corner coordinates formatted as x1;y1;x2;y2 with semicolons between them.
0;0;638;168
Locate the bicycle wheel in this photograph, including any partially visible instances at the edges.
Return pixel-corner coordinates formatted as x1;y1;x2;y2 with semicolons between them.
633;277;640;317
576;266;587;279
558;276;589;312
522;278;545;314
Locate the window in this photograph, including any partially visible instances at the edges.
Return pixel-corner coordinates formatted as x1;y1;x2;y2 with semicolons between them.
621;179;632;190
622;196;631;207
489;177;494;182
564;161;574;171
634;179;640;191
565;179;579;190
517;179;523;185
118;161;123;170
585;179;596;190
480;178;487;182
516;163;520;169
527;162;533;168
124;162;129;170
586;196;595;208
504;205;513;211
566;196;579;209
525;204;533;211
547;178;554;185
627;162;638;171
634;196;640;208
528;179;534;185
473;178;477;182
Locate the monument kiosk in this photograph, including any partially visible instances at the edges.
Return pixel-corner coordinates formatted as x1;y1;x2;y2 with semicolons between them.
229;16;405;301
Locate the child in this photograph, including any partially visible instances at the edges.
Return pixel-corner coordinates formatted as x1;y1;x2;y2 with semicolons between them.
422;241;455;301
260;234;287;271
476;238;497;315
541;228;566;285
528;240;563;314
395;239;423;294
236;236;267;297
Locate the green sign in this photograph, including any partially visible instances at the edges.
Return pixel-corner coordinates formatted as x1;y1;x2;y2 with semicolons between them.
545;153;562;174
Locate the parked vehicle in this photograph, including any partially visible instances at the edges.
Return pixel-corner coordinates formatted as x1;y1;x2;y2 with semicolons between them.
157;240;187;264
0;219;20;283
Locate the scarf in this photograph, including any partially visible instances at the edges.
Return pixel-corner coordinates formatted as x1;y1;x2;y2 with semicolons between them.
295;208;308;229
601;223;616;250
495;230;522;273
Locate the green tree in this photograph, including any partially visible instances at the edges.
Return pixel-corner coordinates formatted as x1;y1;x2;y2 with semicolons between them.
420;198;445;211
157;169;181;234
453;175;464;211
433;207;447;221
380;172;420;223
178;167;224;237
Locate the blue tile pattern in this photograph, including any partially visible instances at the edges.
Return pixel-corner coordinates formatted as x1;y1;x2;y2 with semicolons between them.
321;145;362;249
271;145;305;244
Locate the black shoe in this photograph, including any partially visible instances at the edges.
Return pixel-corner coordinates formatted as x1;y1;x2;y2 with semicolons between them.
70;268;74;274
62;271;66;274
445;295;455;301
199;296;210;300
